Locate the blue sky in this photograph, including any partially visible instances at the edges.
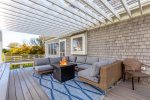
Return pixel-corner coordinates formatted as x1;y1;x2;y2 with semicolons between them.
2;30;39;48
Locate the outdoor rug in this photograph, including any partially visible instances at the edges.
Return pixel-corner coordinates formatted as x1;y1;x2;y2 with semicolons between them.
33;74;105;100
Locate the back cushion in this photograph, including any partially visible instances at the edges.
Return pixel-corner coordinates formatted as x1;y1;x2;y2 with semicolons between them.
76;56;86;63
69;56;77;62
49;57;62;64
86;56;99;65
34;58;50;66
108;59;116;64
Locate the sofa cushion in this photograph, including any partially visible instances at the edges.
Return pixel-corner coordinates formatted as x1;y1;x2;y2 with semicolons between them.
63;56;69;61
49;57;62;64
76;56;86;63
69;56;77;62
34;58;50;66
90;60;110;77
86;56;99;65
78;69;98;83
35;65;53;72
77;64;93;69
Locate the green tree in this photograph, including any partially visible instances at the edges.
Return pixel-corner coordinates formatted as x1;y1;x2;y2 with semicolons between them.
2;48;9;53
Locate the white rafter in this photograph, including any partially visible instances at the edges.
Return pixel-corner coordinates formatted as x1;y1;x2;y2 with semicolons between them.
48;0;98;26
0;6;81;31
120;0;132;18
82;0;112;22
5;0;87;29
100;0;120;20
66;0;105;24
0;0;149;36
138;0;143;15
26;0;93;27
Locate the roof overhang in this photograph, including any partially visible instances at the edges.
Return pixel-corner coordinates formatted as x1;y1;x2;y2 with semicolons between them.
0;0;150;37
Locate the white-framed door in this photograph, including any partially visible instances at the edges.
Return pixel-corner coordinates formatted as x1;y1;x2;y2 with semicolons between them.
59;39;66;57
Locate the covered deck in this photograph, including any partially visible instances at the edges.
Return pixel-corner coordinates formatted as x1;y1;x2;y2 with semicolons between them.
8;66;150;100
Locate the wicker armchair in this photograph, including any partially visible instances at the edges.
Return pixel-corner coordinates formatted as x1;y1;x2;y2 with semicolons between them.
123;58;150;90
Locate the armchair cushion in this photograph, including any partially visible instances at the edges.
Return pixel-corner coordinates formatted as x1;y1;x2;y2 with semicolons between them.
34;58;50;66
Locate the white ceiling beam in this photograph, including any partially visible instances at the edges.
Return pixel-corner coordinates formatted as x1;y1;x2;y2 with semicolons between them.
0;12;82;31
2;22;79;36
100;0;121;20
26;0;92;27
0;7;83;31
120;0;132;18
0;18;80;33
0;1;86;29
47;0;97;25
138;0;143;15
82;0;113;22
66;0;105;24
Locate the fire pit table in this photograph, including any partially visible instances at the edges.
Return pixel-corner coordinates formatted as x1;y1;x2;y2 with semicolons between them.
52;63;77;82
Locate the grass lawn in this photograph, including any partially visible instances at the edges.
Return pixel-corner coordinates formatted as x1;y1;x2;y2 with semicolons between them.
10;63;33;70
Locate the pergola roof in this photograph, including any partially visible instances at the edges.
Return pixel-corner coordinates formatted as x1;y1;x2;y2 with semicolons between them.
0;0;150;37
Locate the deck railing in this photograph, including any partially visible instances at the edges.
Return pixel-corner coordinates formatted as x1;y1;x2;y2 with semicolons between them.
4;54;45;62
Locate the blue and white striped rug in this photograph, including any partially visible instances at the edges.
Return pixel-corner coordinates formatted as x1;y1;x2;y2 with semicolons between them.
33;74;105;100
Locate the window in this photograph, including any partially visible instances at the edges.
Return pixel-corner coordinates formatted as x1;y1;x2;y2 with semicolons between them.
48;43;58;55
71;34;87;55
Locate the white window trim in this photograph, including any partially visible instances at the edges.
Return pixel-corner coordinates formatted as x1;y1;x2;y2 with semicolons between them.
59;39;66;56
47;42;58;56
71;34;87;55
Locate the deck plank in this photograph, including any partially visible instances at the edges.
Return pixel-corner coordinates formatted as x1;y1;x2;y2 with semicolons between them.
0;64;6;79
0;63;10;100
104;81;150;100
19;69;41;100
13;70;25;100
23;68;49;100
8;71;17;100
17;69;33;100
8;68;49;100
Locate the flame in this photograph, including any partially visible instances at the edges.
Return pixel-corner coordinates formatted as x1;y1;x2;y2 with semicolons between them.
60;57;68;65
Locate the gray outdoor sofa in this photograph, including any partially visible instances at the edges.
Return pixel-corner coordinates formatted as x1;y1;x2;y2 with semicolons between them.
33;56;122;91
34;56;117;74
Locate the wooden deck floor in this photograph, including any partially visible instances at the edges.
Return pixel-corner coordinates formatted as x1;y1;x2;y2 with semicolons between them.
8;68;49;100
104;81;150;100
8;68;150;100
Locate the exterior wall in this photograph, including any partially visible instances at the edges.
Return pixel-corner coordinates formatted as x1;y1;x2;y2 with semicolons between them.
87;14;150;65
45;14;150;64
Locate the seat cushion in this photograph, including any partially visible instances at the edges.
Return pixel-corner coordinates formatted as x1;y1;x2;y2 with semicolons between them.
86;56;99;65
49;57;62;64
76;56;86;63
34;58;50;66
77;64;93;69
78;69;98;83
69;56;77;62
35;65;53;72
